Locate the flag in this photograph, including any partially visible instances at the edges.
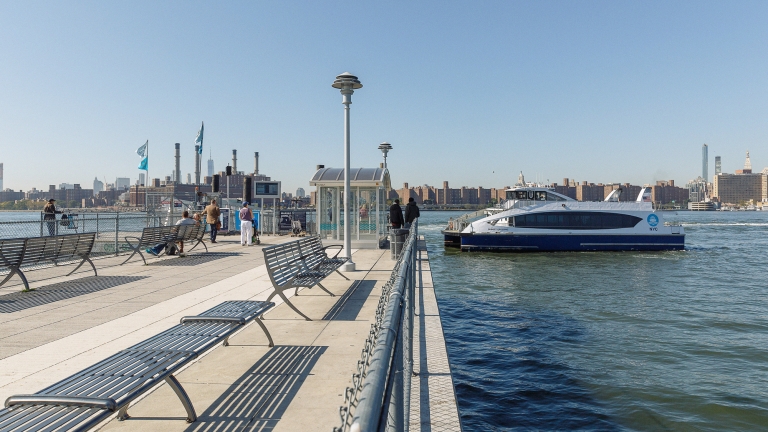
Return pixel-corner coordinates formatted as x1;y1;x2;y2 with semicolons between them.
136;140;148;158
138;157;148;171
196;122;204;154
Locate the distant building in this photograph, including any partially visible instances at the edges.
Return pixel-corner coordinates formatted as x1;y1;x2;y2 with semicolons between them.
93;177;104;196
138;173;145;186
715;156;721;176
58;183;74;190
713;151;763;204
207;157;214;177
713;173;763;204
686;177;707;203
187;173;192;184
296;187;305;198
702;144;708;180
115;177;130;191
0;162;3;191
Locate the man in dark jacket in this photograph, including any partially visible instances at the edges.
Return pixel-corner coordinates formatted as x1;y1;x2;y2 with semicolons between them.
389;199;404;229
405;197;420;226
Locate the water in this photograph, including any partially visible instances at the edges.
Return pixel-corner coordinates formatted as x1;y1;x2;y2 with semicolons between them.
419;210;768;431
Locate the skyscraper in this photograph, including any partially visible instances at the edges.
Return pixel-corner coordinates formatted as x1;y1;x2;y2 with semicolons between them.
715;156;721;175
93;177;104;195
296;187;305;198
207;152;214;177
702;144;708;180
115;177;130;191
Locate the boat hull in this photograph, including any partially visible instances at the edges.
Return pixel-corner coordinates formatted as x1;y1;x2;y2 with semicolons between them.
460;233;685;252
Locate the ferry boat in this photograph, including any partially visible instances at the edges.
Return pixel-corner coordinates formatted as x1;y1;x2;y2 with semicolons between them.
445;185;684;252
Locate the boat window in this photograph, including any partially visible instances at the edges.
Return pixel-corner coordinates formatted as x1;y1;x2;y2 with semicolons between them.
506;191;514;200
534;191;547;201
512;212;642;229
516;191;528;200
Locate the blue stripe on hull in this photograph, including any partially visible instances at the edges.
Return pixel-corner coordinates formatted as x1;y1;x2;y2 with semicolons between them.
461;233;685;252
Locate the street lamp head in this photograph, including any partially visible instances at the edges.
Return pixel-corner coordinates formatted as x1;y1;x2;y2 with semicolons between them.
378;142;392;156
332;72;363;90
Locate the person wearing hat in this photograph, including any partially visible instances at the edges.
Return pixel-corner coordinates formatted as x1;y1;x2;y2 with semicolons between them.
239;202;254;246
43;198;61;236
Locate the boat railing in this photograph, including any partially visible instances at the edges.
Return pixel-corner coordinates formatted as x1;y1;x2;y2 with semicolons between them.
333;220;419;432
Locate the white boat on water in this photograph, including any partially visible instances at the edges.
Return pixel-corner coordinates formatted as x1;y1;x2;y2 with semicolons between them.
445;185;685;252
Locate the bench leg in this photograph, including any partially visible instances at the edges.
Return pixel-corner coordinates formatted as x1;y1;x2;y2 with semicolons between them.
335;269;351;281
120;248;146;266
0;267;30;291
117;404;130;421
165;374;197;423
267;288;312;321
67;256;98;277
316;282;335;297
254;317;275;347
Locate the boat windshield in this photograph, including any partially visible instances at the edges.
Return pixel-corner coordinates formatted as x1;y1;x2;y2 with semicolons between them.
506;190;567;201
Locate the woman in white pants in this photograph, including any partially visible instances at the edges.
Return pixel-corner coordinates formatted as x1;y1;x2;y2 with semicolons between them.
239;202;254;246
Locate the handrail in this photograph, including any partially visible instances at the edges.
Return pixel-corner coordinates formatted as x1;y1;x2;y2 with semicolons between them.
334;219;418;432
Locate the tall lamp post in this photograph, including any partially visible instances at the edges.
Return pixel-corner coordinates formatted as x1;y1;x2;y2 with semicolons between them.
378;142;392;169
332;72;362;272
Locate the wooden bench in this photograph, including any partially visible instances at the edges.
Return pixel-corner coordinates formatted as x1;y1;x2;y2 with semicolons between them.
0;300;275;431
0;233;97;292
262;236;348;321
121;226;179;265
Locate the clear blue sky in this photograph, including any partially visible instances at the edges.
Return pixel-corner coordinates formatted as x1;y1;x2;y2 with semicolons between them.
1;1;767;195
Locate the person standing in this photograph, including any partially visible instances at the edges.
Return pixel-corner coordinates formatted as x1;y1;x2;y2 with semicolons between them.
389;199;404;229
239;202;254;246
202;199;221;243
404;197;420;227
43;198;61;236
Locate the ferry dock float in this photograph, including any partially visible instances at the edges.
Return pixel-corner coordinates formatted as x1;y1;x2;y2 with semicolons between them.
0;234;459;431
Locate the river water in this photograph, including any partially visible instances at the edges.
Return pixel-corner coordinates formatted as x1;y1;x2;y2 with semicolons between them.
418;210;768;431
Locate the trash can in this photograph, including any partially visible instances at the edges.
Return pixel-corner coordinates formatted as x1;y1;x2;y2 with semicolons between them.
390;228;409;260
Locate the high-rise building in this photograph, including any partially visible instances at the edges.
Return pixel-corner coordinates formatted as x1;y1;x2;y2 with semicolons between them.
296;187;305;198
93;177;104;196
702;144;708;180
207;154;214;177
115;177;130;191
0;162;3;191
138;173;145;186
187;173;192;184
715;156;721;176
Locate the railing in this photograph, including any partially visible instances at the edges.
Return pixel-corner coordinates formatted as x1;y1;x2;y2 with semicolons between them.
0;213;174;258
333;220;418;432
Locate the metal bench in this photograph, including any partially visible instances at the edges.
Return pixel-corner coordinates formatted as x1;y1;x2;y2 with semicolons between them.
121;226;179;265
262;238;343;321
183;223;209;253
0;233;97;292
0;300;275;431
298;236;350;280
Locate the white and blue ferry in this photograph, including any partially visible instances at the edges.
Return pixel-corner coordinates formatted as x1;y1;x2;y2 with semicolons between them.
448;186;684;252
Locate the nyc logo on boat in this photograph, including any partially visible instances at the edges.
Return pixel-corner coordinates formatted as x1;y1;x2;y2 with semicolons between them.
647;214;659;227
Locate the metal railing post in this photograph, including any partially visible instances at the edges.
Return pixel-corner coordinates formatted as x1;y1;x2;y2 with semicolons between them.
114;212;119;256
96;212;100;238
40;212;43;237
387;326;405;432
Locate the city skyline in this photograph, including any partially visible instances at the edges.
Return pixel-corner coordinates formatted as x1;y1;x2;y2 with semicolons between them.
1;2;767;195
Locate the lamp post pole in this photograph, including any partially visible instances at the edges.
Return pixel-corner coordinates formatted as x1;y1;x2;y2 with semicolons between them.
332;72;362;272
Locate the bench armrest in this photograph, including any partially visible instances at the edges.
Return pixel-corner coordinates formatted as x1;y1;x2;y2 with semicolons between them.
323;244;343;258
5;395;117;411
180;316;246;325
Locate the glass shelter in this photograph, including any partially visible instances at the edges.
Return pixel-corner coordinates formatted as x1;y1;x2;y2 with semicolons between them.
310;167;390;249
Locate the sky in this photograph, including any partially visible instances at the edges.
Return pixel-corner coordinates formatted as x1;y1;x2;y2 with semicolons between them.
1;1;767;195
